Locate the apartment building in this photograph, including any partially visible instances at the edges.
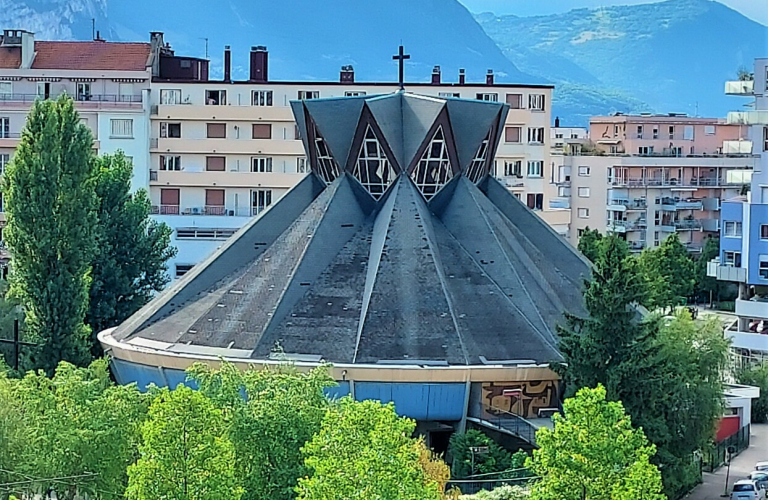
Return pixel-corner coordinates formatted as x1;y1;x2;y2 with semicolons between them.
707;57;768;364
149;44;558;277
556;114;755;251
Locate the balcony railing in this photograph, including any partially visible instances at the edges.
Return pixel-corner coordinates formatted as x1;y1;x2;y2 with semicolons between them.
150;205;265;217
204;205;226;216
149;170;158;181
724;80;754;95
151;205;180;215
0;132;21;139
0;93;143;106
674;219;702;230
728;110;768;126
707;258;747;282
609;198;647;210
628;241;646;251
660;197;703;211
610;176;735;188
607;219;647;232
722;140;753;155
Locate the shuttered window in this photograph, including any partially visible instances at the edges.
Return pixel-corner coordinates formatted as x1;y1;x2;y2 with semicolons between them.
207;123;226;138
252;123;272;139
206;156;226;171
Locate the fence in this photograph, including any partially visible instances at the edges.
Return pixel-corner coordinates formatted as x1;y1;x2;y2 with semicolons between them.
446;475;538;495
704;424;751;472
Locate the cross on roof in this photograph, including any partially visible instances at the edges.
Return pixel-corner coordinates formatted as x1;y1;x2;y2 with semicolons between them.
392;45;410;91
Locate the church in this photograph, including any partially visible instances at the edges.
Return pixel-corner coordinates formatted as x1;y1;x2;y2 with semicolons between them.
99;49;591;448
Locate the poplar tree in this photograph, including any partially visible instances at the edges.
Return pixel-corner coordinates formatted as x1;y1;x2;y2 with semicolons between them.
2;95;97;373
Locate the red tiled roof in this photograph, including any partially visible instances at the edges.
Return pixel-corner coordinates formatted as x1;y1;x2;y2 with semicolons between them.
0;46;21;68
32;41;151;71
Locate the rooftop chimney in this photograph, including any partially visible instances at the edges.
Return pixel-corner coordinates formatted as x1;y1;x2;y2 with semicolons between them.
250;45;268;83
224;45;232;82
459;68;465;85
340;65;354;83
431;65;441;85
554;116;560;128
486;69;494;86
1;30;35;69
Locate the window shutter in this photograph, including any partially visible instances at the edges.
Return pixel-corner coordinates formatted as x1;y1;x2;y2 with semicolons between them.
205;189;225;206
206;123;226;138
505;127;520;143
160;188;180;205
206;156;226;171
252;123;272;139
506;94;522;108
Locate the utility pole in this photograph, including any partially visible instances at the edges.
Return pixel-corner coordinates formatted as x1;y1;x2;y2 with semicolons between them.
721;445;736;497
200;37;209;59
91;18;95;40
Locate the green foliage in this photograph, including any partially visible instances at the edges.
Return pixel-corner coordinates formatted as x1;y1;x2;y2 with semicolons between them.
3;95;98;373
637;235;695;312
736;362;768;423
463;485;530;500
126;385;243;500
296;398;442;500
527;385;665;500
576;227;603;263
0;279;25;371
87;152;176;355
694;237;720;302
0;359;148;500
448;430;524;479
187;361;335;500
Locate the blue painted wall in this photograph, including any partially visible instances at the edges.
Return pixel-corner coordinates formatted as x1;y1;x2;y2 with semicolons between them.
354;382;467;421
747;204;768;285
110;360;465;421
720;201;743;260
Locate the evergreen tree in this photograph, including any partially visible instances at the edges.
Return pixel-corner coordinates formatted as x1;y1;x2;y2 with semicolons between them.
3;96;97;373
87;152;176;355
576;227;602;263
638;234;695;312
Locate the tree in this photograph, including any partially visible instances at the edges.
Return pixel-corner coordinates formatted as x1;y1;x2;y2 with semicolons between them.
3;95;97;373
576;227;603;263
296;398;442;500
736;362;768;423
417;439;451;498
638;234;695;312
0;279;26;372
448;429;519;479
527;385;664;500
0;359;148;500
694;236;720;303
126;385;243;500
87;152;176;355
188;361;334;500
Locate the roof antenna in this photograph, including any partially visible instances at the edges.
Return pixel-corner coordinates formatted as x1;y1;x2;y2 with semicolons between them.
91;18;95;40
200;37;209;59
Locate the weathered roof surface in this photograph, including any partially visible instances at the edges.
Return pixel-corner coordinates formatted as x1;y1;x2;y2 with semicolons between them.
111;92;590;366
0;41;151;70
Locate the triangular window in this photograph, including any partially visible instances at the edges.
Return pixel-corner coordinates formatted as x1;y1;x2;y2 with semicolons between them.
352;125;396;200
411;126;453;200
313;125;340;184
465;130;492;184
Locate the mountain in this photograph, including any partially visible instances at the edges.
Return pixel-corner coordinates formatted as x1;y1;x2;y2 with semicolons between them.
477;0;768;123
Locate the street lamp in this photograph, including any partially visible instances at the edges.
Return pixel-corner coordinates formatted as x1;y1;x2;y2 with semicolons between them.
721;445;737;498
469;446;490;478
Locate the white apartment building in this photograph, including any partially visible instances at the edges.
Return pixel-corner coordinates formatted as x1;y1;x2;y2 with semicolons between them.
149;44;559;277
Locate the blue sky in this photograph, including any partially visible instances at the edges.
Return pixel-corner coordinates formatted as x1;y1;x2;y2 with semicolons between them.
457;0;768;25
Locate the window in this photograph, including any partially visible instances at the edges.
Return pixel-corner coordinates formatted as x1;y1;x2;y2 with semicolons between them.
578;208;590;218
724;221;742;237
251;157;273;173
506;93;522;109
76;83;91;101
313;128;340;184
764;127;768;151
252;90;273;106
252;124;272;139
636;125;643;139
175;264;194;278
578;229;586;237
705;125;715;135
176;228;237;240
180;59;191;69
761;255;768;279
36;82;51;99
160;89;182;104
297;157;308;173
160;122;181;138
206;156;226;172
504;126;521;143
504;160;522;177
527;127;545;144
684;125;694;140
353;124;396;198
578;166;590;176
438;92;460;98
638;146;654;155
0;154;9;174
528;94;545;111
578;187;590;197
761;225;768;240
205;189;225;214
207;123;226;138
411;126;453;200
160;155;181;171
668;125;675;139
160;188;180;211
723;251;742;267
110;119;133;138
526;193;544;210
344;91;367;97
476;93;498;102
0;117;8;138
298;90;319;100
527;160;543;178
252;189;273;216
652;126;659;139
613;125;619;137
0;82;12;98
205;90;226;105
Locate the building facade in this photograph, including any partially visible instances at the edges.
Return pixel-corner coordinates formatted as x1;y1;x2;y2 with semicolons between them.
708;58;768;363
555;114;755;250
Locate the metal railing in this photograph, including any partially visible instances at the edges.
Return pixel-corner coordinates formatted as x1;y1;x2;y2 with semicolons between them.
674;219;702;230
0;93;143;104
446;476;537;495
203;205;226;216
609;198;647;210
151;205;180;215
610;177;731;188
150;205;258;217
469;401;540;446
704;424;750;472
0;132;21;139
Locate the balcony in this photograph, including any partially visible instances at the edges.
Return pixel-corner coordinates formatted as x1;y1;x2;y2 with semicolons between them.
722;140;753;155
727;110;768;126
548;197;570;209
736;298;768;320
726;328;768;354
724;80;754;95
607;219;646;233
0;93;143;110
152;137;304;155
0;132;21;147
153;104;296;122
707;259;747;282
150;170;301;189
660;197;703;211
628;240;646;252
608;198;647;211
674;218;702;231
151;205;257;217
